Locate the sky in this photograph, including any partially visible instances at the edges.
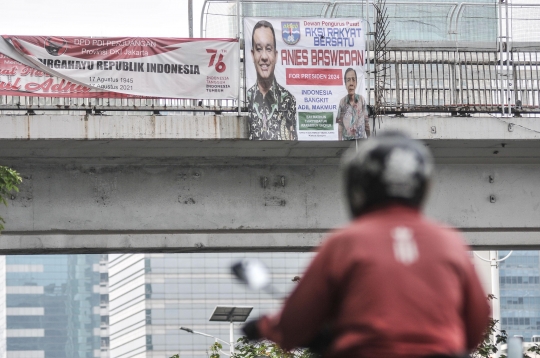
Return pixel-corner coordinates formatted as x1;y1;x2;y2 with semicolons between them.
1;0;207;37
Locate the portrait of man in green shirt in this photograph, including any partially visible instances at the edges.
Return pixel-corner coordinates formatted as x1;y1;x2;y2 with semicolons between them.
246;20;298;141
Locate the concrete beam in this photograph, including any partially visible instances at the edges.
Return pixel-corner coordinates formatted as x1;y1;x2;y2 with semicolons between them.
0;230;539;255
376;115;540;141
0;113;247;140
1;114;540;253
0;162;539;253
1;114;540;141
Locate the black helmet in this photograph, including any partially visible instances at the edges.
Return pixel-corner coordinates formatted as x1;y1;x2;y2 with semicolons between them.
343;131;434;217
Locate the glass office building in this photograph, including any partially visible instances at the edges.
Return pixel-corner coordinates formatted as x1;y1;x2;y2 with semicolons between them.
1;254;106;358
1;250;539;357
499;251;540;341
108;252;314;357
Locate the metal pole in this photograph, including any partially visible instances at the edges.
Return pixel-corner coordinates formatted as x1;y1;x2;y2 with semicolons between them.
498;0;505;116
237;0;242;117
473;251;512;358
373;0;377;114
188;0;194;108
490;250;501;358
188;0;193;38
230;321;234;355
505;0;511;116
507;336;523;358
366;0;371;111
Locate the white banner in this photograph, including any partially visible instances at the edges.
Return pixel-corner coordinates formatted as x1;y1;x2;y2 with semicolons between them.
244;18;367;141
1;36;239;99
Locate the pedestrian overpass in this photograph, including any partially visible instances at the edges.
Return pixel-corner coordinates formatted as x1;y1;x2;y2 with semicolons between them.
1;113;539;254
1;0;540;254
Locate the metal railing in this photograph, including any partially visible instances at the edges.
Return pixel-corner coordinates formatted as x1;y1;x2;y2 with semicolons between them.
0;96;237;114
371;46;509;114
2;1;540;116
5;46;535;115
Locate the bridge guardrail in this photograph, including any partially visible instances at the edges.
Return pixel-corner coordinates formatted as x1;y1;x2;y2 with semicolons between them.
2;45;535;116
1;1;538;116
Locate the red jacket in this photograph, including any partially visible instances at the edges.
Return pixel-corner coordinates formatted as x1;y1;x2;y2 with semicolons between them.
258;205;490;358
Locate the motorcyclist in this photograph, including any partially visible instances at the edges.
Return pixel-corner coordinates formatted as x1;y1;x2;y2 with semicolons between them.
242;131;490;358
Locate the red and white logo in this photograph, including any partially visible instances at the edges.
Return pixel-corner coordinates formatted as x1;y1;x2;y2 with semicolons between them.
44;37;68;56
206;49;226;73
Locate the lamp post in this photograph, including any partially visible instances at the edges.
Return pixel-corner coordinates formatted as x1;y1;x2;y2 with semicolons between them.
180;305;253;356
475;250;513;358
209;306;253;355
180;326;232;356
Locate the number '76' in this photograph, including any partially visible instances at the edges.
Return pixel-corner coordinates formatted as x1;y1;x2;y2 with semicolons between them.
206;49;226;73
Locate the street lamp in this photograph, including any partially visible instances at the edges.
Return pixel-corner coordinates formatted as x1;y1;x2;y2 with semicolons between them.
180;305;253;356
475;250;513;358
180;326;232;356
209;306;253;355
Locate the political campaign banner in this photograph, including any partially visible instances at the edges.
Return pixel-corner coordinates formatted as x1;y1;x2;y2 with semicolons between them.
0;36;239;99
244;18;367;141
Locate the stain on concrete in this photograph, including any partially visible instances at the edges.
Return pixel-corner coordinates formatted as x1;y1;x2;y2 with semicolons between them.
10;172;33;208
93;176;118;206
264;196;286;206
178;196;196;205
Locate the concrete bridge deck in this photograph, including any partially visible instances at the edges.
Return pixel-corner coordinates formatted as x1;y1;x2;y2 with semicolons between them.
0;113;539;254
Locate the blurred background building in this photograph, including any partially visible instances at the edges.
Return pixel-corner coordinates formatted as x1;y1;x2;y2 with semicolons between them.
499;251;540;341
0;250;539;357
107;252;314;357
0;254;106;358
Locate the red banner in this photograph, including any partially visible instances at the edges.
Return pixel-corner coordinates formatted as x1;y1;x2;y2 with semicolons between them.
285;68;343;86
0;36;239;99
0;53;128;98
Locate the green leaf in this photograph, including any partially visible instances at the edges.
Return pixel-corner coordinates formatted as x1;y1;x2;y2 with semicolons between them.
0;166;22;233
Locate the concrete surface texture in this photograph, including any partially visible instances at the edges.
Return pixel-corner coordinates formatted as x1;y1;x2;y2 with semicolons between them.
0;113;539;253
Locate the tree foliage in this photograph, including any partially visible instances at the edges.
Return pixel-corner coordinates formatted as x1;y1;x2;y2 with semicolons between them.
0;166;22;232
471;294;540;358
203;337;315;358
170;337;315;358
528;345;540;357
470;294;509;358
232;336;315;358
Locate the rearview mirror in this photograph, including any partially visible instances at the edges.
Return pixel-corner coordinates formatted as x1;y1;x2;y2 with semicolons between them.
231;259;271;290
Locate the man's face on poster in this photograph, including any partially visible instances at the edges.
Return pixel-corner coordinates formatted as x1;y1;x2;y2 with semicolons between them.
345;70;357;96
251;26;277;82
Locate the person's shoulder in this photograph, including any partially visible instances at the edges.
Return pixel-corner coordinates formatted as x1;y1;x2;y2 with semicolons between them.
247;83;258;96
275;81;295;99
355;94;366;104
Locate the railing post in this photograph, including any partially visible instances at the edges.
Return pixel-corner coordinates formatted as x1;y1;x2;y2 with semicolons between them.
395;62;401;111
498;0;505;115
237;0;242;117
505;0;513;116
450;50;457;106
366;0;372;110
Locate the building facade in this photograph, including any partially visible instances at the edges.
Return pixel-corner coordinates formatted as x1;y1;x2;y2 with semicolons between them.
500;251;540;341
108;252;314;357
1;254;107;358
1;249;539;357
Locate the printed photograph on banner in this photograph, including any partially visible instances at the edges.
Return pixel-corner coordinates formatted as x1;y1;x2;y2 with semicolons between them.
244;18;368;141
